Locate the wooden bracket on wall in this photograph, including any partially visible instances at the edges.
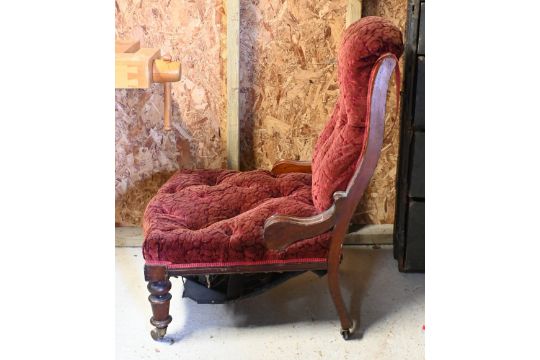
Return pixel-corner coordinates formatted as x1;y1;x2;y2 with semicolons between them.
115;40;182;131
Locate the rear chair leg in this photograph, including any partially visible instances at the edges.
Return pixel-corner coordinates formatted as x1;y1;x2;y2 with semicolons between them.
328;260;355;340
145;265;172;341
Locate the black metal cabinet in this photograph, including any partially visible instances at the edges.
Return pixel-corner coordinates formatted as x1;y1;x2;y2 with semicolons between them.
394;0;425;272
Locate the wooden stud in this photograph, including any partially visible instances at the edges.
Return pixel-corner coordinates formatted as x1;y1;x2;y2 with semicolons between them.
346;0;363;28
226;0;240;170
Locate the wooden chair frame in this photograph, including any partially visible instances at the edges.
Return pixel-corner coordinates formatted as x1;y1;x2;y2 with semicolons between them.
144;53;399;341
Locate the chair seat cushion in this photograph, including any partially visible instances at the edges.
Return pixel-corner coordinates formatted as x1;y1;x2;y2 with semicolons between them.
143;169;331;264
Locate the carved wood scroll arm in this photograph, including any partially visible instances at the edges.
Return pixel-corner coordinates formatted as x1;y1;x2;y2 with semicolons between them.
264;192;347;251
270;160;312;175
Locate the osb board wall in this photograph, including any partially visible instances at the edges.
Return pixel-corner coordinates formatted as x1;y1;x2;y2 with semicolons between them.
239;0;347;170
115;0;407;226
239;0;407;224
115;0;227;225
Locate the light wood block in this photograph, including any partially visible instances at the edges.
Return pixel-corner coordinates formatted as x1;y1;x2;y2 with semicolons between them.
115;46;161;89
115;39;182;131
115;39;140;54
152;59;181;83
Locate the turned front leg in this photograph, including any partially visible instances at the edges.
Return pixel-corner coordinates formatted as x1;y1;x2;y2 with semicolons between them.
145;265;172;340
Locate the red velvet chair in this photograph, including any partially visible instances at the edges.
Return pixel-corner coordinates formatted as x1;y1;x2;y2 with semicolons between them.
143;16;403;341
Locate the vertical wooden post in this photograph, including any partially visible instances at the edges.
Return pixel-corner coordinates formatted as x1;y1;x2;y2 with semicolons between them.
346;0;363;28
226;0;240;170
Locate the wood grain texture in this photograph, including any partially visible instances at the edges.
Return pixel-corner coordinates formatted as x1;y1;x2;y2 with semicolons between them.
239;0;347;171
115;0;227;225
264;192;346;250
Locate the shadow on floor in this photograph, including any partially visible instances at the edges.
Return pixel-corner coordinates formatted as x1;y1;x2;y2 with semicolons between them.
165;247;424;342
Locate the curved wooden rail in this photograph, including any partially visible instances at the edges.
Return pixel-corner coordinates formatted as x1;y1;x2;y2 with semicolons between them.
326;54;399;334
270;159;312;175
264;192;347;250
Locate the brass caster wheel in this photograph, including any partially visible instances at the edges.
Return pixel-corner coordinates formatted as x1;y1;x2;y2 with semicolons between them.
151;327;167;341
340;320;356;340
340;328;351;340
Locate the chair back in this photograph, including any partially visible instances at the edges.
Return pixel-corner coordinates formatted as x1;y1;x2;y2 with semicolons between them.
311;17;404;212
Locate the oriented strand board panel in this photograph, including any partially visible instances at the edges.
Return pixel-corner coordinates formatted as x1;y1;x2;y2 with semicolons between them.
239;0;348;170
115;0;226;225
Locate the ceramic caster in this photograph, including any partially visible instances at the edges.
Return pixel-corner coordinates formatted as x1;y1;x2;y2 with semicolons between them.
151;327;167;341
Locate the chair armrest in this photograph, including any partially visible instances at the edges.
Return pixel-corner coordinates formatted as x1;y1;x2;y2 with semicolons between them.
264;192;347;250
270;159;311;175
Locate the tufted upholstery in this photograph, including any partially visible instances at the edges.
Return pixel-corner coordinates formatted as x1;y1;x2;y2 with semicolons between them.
143;17;403;264
143;170;330;263
311;17;403;211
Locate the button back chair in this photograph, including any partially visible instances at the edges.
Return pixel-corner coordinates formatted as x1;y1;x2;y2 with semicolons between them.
142;16;403;341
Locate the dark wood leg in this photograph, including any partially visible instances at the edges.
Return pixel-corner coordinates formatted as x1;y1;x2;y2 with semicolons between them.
145;265;172;341
327;223;355;340
328;260;355;340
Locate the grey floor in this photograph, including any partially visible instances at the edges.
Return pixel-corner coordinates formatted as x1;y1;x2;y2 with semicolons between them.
116;246;424;359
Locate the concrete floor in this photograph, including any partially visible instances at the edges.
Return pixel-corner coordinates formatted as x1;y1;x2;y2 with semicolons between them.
116;246;424;359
